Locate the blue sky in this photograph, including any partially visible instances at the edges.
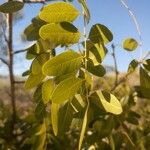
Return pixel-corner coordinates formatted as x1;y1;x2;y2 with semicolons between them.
0;0;150;75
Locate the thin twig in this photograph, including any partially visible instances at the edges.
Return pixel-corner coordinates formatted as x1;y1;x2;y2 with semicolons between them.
0;57;8;66
111;44;119;87
13;49;27;54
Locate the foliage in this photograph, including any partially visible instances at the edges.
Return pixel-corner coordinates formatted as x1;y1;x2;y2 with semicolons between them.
0;0;150;150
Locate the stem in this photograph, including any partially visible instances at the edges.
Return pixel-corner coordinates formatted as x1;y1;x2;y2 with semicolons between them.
120;0;143;59
83;9;87;68
111;44;119;87
7;0;16;131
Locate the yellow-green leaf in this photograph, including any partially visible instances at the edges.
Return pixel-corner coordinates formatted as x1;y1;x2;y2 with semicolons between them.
32;121;47;150
0;1;24;13
42;79;55;104
39;2;79;23
127;59;138;74
89;24;113;44
90;90;122;115
123;38;138;51
78;102;89;150
24;73;45;89
51;102;60;136
58;102;75;135
51;77;83;103
71;94;86;113
39;22;80;45
31;53;49;75
42;50;82;77
84;41;108;64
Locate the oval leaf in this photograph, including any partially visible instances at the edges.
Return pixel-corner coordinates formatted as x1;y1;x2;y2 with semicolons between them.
39;22;80;45
0;1;24;13
123;38;138;51
31;53;49;75
42;79;55;104
39;2;79;23
89;24;113;44
87;60;106;77
127;59;138;74
84;41;108;64
51;102;60;136
90;90;122;115
51;77;83;103
42;50;82;77
24;73;45;89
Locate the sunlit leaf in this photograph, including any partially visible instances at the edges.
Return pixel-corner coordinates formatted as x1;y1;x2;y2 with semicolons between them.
24;73;45;89
71;94;86;113
51;77;83;103
123;38;138;51
90;90;122;115
78;102;89;150
42;79;55;104
89;24;113;44
42;50;82;77
32;121;47;150
51;102;60;136
55;72;77;84
31;53;49;75
39;22;80;46
84;41;108;64
127;59;138;74
39;2;79;23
